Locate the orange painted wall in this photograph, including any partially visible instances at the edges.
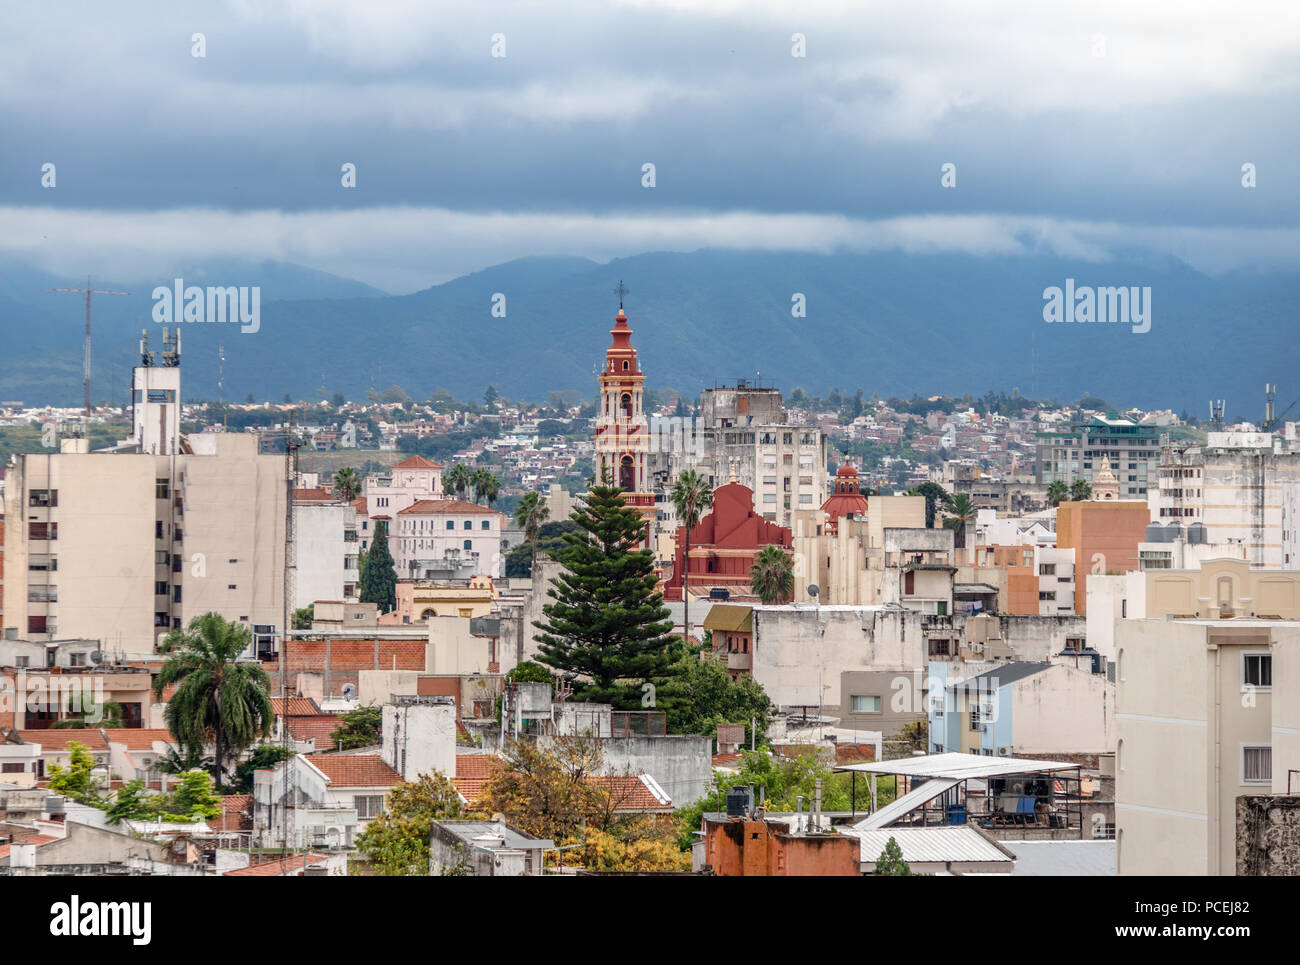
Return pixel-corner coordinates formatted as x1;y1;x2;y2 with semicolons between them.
1056;501;1148;614
972;544;1038;615
702;818;859;876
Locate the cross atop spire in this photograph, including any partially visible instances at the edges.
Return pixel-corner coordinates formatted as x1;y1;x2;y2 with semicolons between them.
613;279;629;310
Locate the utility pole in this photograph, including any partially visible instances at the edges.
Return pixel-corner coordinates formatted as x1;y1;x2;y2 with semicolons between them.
51;275;130;415
280;412;300;872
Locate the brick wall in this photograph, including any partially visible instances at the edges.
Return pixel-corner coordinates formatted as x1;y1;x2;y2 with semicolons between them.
266;637;426;697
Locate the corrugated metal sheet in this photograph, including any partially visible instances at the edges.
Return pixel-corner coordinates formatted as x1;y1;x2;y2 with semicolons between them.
837;751;1079;780
851;777;960;829
843;827;1014;866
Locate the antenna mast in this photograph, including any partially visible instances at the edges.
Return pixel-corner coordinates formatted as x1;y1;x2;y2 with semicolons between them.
50;275;130;415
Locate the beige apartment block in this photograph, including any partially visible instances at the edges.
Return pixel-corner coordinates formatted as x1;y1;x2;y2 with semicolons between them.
1115;618;1300;875
3;432;287;656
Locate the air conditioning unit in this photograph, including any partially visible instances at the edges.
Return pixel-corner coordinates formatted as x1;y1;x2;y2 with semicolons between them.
997;747;1012;756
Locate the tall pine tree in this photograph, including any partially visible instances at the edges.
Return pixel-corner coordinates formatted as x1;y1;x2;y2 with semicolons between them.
534;484;675;709
360;520;398;613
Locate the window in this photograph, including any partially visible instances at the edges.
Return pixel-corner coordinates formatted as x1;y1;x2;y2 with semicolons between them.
155;581;169;596
69;653;85;667
355;795;385;819
1039;591;1056;601
446;520;454;530
1038;563;1056;576
463;540;473;550
928;638;951;657
28;489;57;507
27;585;57;603
156;478;170;499
156;520;164;539
481;520;490;529
156;551;169;564
1242;745;1272;784
464;520;473;530
850;695;881;714
28;522;57;540
15;656;30;669
28;554;57;572
1242;652;1272;690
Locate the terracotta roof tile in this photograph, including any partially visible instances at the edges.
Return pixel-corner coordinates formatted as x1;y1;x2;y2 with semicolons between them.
17;730;109;751
391;455;444;470
271;696;321;717
454;754;501;781
595;775;674;811
293;487;338;503
207;794;253;832
398;499;503;517
223;853;328;876
101;728;177;750
289;715;344;749
309;754;401;788
0;834;59;860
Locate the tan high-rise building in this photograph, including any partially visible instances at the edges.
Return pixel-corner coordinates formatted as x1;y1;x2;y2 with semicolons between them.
4;431;288;658
1115;617;1300;875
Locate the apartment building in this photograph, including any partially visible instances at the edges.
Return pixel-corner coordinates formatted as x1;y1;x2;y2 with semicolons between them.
1035;415;1161;497
649;382;828;529
293;489;360;610
1115;617;1300;875
4;432;286;656
1150;430;1300;567
394;499;506;579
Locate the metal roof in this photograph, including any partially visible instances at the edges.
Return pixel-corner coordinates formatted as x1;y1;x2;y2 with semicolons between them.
953;662;1051;692
843;827;1015;867
433;820;554;851
836;751;1081;780
1003;840;1116;876
851;777;959;829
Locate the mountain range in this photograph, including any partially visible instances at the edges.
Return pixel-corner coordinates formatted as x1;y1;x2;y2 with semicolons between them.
0;249;1295;420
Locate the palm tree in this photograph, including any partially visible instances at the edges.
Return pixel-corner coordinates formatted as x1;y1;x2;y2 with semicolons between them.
750;546;795;605
1069;479;1093;501
514;491;551;578
669;469;713;645
471;468;498;507
481;473;500;508
333;466;361;502
444;463;471;501
1046;479;1069;507
942;492;977;549
152;612;274;790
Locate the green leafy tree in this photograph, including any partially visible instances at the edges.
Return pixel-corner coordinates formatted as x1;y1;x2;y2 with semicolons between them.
331;705;382;750
105;779;150;824
332;466;361;501
905;482;950;528
534;484;675;709
47;741;102;804
662;650;773;747
1046;479;1069;507
750;545;795;604
1070;478;1093;501
292;606;314;631
356;771;465;875
360;520;398;611
942;492;977;549
874;836;914;875
669;468;713;644
231;744;294;793
153;612;274;790
168;770;223;820
513;490;551;577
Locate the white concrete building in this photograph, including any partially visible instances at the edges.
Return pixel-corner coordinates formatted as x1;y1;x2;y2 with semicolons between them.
394;499;506;579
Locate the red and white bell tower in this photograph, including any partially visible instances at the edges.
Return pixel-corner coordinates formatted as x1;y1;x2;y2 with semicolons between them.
594;283;655;540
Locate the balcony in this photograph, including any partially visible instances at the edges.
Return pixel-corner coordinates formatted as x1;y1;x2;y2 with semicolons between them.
726;651;752;672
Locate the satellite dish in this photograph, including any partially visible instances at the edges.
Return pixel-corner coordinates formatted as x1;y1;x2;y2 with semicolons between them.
89;651;104;664
341;683;356;699
807;585;819;598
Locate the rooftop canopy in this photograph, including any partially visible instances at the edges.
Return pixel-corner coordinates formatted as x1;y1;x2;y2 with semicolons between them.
835;751;1080;780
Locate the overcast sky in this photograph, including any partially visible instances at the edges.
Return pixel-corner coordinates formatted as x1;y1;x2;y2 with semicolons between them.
2;0;1298;292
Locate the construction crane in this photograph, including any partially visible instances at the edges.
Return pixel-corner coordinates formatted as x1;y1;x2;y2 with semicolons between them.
51;275;130;415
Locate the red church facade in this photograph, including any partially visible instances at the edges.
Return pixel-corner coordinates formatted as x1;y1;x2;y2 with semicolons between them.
664;480;793;602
